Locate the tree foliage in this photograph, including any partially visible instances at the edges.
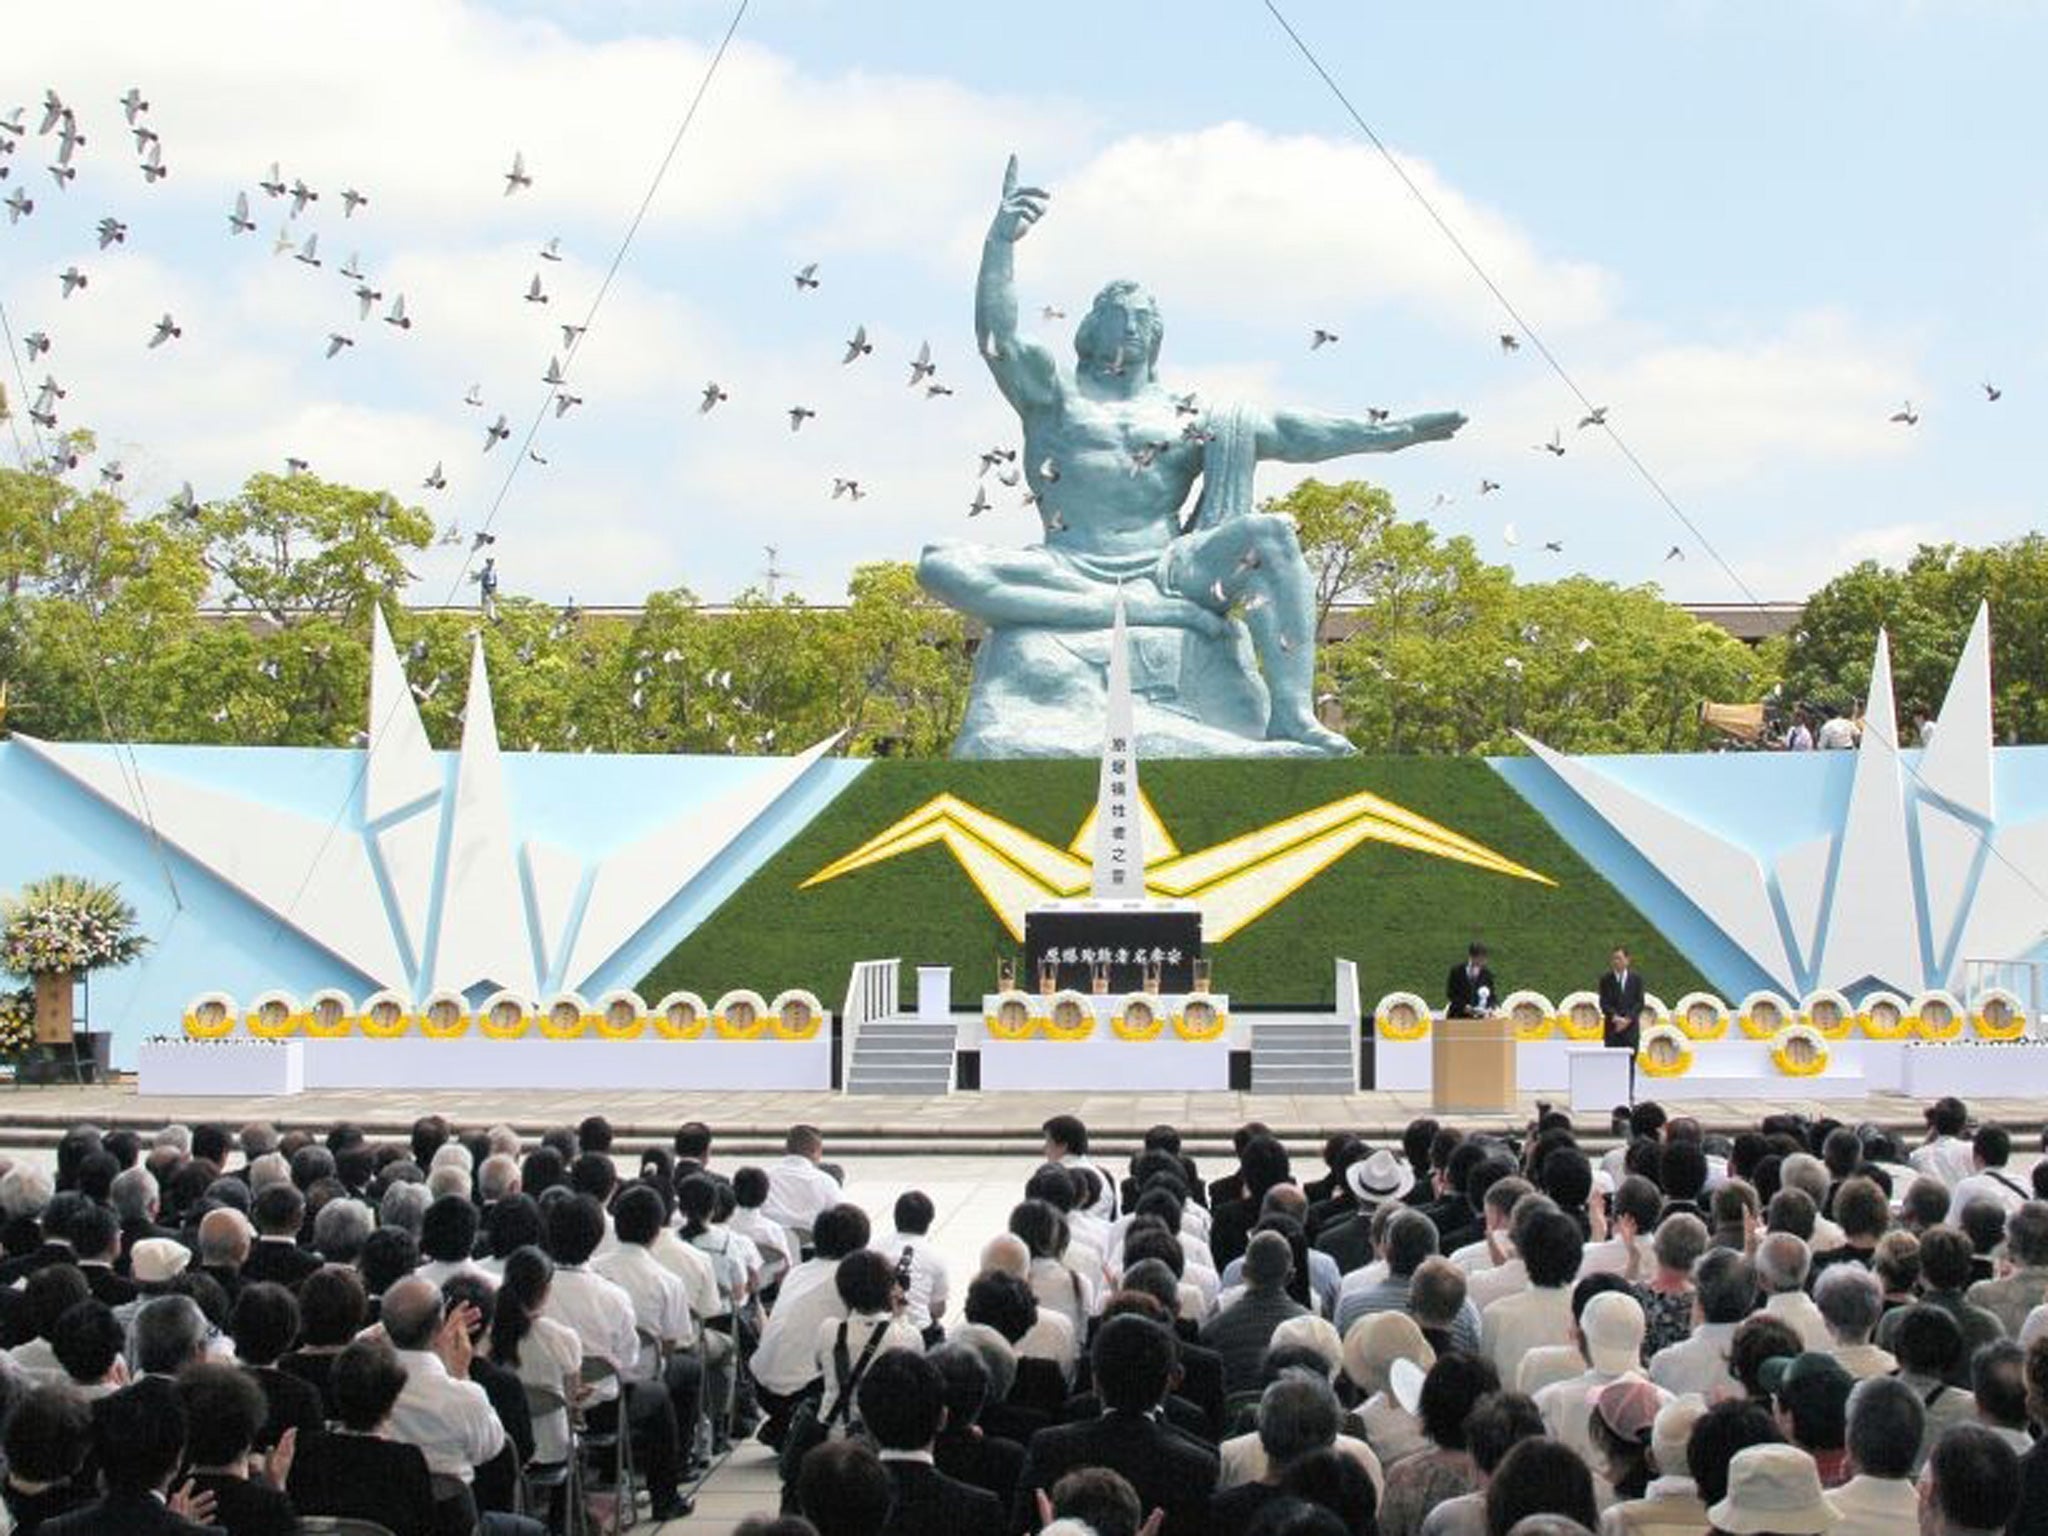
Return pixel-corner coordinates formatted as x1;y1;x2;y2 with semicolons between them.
20;456;1994;761
1270;478;1772;755
1779;537;2048;742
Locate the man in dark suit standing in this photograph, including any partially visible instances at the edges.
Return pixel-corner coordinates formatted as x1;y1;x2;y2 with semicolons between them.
858;1350;1006;1536
1011;1315;1219;1536
1445;942;1497;1019
1598;945;1647;1103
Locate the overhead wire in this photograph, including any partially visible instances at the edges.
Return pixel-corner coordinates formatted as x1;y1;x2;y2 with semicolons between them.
1260;0;2048;922
0;296;183;909
266;0;753;940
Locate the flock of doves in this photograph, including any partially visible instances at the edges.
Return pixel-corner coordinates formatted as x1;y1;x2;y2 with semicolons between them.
2;87;2013;609
1;87;571;556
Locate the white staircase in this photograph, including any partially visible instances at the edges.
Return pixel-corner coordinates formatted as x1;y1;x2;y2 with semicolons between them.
840;958;955;1096
1250;1016;1358;1093
845;1020;957;1096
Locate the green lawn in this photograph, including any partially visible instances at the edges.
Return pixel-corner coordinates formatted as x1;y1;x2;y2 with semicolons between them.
639;757;1706;1010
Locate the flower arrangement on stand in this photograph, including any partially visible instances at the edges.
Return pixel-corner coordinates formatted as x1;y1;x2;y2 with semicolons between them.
0;876;146;1079
0;875;150;976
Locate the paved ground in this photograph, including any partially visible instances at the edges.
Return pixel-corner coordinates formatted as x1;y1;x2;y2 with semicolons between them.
6;1082;2043;1147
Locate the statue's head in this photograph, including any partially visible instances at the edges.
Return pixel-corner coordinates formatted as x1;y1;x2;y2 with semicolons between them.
1074;280;1162;382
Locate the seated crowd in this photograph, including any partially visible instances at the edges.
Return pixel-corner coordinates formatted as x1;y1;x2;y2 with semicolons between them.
0;1098;2043;1536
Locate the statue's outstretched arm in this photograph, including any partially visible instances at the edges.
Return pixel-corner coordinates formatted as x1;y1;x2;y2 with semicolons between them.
1256;405;1466;463
976;155;1058;410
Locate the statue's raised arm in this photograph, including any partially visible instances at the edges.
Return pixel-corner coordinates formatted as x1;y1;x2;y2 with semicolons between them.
976;155;1059;410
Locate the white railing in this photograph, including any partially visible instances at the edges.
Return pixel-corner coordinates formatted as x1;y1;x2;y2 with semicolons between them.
1334;956;1363;1089
840;958;902;1089
1962;957;2046;1032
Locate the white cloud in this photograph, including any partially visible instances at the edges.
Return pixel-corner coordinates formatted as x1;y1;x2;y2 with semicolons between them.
1460;312;1923;495
1007;122;1616;337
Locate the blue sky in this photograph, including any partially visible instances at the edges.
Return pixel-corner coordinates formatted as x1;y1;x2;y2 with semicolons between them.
4;1;2043;610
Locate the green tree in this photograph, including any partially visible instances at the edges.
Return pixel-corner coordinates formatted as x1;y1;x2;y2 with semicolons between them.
1782;537;2048;742
1269;477;1769;755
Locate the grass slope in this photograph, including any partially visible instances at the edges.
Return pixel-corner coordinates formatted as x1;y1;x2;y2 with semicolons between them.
640;758;1708;1010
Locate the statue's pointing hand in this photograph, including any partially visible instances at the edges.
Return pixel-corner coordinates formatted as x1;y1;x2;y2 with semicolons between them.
1407;410;1467;444
992;153;1050;244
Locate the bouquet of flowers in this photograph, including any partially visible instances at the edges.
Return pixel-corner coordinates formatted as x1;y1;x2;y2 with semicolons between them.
0;875;149;976
0;991;34;1055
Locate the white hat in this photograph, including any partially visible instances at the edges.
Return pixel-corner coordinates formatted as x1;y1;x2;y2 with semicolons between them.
1651;1395;1708;1478
1346;1148;1415;1205
1269;1314;1342;1376
1709;1445;1839;1535
1582;1290;1647;1375
130;1237;191;1284
1389;1355;1427;1415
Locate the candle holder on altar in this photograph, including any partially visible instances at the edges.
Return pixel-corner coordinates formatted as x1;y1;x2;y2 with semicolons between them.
1192;958;1212;992
1090;957;1111;996
997;958;1017;992
1143;961;1163;994
1038;957;1060;997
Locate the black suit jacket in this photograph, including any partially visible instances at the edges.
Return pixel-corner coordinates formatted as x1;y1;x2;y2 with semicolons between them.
1598;969;1646;1050
1313;1209;1377;1276
186;1474;294;1536
240;1240;322;1290
247;1364;325;1452
0;1241;79;1287
287;1430;443;1536
1061;1389;1210;1444
1011;1410;1219;1536
1445;963;1498;1019
884;1458;1005;1536
79;1264;137;1308
43;1491;220;1536
934;1429;1025;1508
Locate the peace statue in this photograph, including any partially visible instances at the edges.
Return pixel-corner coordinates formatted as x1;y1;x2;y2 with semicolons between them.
919;156;1466;758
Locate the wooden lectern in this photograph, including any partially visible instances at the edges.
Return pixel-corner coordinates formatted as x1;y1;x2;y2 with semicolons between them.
1432;1014;1516;1114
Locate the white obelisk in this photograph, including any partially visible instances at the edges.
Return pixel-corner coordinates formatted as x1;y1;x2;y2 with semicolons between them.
1091;591;1145;899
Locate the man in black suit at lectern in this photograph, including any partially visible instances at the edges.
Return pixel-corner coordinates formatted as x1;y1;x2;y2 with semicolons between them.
1598;945;1646;1102
1446;942;1497;1019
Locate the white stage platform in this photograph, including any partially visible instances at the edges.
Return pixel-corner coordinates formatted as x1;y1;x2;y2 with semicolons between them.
974;993;1236;1091
136;1034;833;1095
1370;1028;2018;1103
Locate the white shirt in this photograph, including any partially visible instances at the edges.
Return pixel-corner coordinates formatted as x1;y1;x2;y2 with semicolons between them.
1219;1431;1384;1495
751;1257;845;1395
876;1232;951;1332
1818;717;1858;750
1448;1235;1510;1274
731;1207;798;1289
1827;1473;1919;1536
1465;1257;1529;1314
1831;1341;1898;1380
389;1347;507;1483
815;1311;924;1423
1014;1305;1077;1382
1030;1256;1096;1335
6;1339;61;1384
596;1242;696;1364
542;1264;641;1403
649;1227;723;1321
1948;1168;2029;1224
1764;1289;1832;1351
505;1314;583;1463
416;1257;494;1290
1517;1344;1585;1397
1537;1369;1668;1467
1648;1321;1740;1400
762;1154;843;1237
1911;1137;1977;1190
1480;1284;1573;1378
1579;1234;1656;1282
1360;1391;1429;1467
